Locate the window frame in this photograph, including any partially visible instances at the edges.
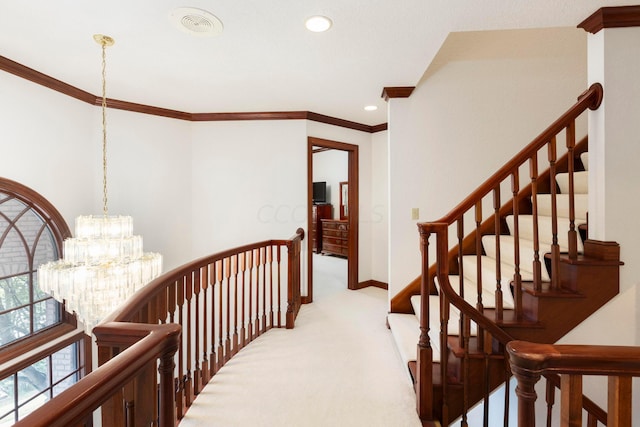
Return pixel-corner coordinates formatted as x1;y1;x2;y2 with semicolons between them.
0;177;77;363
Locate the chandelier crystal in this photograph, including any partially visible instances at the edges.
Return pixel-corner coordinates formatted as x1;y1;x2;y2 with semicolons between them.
38;35;162;334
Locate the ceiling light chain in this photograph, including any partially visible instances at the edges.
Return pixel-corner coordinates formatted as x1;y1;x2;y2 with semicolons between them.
37;34;162;334
95;34;114;217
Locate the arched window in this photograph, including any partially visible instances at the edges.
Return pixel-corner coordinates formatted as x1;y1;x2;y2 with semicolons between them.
0;177;71;346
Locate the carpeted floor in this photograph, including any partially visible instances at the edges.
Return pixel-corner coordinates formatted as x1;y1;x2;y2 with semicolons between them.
180;254;422;427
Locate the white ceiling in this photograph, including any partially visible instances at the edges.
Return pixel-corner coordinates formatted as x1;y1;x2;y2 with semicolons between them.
0;1;635;126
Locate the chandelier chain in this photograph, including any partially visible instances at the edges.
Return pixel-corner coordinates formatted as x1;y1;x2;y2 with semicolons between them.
100;40;109;216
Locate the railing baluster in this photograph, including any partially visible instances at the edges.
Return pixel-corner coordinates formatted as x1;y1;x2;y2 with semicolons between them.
276;245;281;328
566;121;578;259
176;277;186;418
607;376;632;426
232;254;239;355
457;218;465;350
262;245;273;333
475;201;485;352
561;374;583;425
200;265;209;384
545;377;555;427
185;273;194;407
461;318;471;427
239;252;247;348
529;154;543;292
493;185;503;320
511;170;522;320
440;286;450;427
503;374;510;427
193;269;202;394
209;262;217;376
224;257;231;361
483;335;491;427
548;137;560;290
216;259;224;370
475;200;483;313
262;247;269;333
256;248;263;337
248;249;254;342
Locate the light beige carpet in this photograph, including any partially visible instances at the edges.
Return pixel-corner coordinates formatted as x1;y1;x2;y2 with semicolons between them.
180;254;422;427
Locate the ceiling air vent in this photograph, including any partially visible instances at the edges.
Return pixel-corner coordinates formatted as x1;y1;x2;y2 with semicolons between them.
169;7;223;37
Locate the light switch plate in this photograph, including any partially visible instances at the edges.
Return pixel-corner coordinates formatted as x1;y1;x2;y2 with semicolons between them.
411;208;419;220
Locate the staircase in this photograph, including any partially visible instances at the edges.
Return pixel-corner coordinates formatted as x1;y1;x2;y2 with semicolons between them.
388;83;622;426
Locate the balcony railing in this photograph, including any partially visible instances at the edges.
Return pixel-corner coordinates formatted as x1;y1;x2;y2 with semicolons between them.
14;228;305;427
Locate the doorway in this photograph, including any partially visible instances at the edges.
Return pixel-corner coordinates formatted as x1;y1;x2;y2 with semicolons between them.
305;137;359;304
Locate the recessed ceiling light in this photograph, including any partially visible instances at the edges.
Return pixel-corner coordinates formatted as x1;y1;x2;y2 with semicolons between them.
305;15;332;32
169;7;223;37
364;105;378;111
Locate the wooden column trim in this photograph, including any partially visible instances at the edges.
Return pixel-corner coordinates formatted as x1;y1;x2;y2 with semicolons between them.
381;86;415;101
578;6;640;34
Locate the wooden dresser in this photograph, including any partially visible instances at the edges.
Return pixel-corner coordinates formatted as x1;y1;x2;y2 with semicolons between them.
321;219;349;257
312;204;332;253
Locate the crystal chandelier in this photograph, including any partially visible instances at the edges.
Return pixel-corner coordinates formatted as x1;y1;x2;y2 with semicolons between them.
38;35;162;334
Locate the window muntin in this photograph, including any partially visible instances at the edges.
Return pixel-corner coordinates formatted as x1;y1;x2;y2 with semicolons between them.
0;343;81;425
0;193;61;347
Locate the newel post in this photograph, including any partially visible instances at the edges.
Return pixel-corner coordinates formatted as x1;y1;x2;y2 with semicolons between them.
286;228;305;329
158;340;180;427
507;342;542;427
416;223;435;420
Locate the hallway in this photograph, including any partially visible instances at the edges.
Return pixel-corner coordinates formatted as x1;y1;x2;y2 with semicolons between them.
180;254;422;426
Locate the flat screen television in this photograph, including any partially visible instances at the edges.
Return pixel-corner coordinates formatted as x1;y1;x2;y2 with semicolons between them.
313;181;327;204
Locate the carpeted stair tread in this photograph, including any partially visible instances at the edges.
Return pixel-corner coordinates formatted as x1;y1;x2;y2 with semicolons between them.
410;295;477;337
481;235;550;282
388;313;441;365
460;256;517;309
505;215;585;253
536;193;588;221
435;276;504;309
555;170;588;194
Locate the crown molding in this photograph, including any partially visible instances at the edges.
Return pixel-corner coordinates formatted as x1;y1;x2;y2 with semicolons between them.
0;55;95;104
578;6;640;34
0;55;388;134
381;86;415;101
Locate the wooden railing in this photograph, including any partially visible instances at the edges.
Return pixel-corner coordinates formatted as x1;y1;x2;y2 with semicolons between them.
14;228;305;426
508;340;640;427
415;83;604;424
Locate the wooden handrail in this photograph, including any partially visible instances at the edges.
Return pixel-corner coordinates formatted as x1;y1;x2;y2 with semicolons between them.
96;228;305;425
507;340;640;427
430;83;602;226
102;232;304;325
508;341;640;376
414;83;605;424
14;323;181;427
13;229;305;426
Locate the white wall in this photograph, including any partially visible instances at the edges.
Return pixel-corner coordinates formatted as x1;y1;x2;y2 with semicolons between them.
371;130;389;284
0;71;193;271
190;120;308;255
105;109;192;270
387;27;588;299
0;72;96;228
